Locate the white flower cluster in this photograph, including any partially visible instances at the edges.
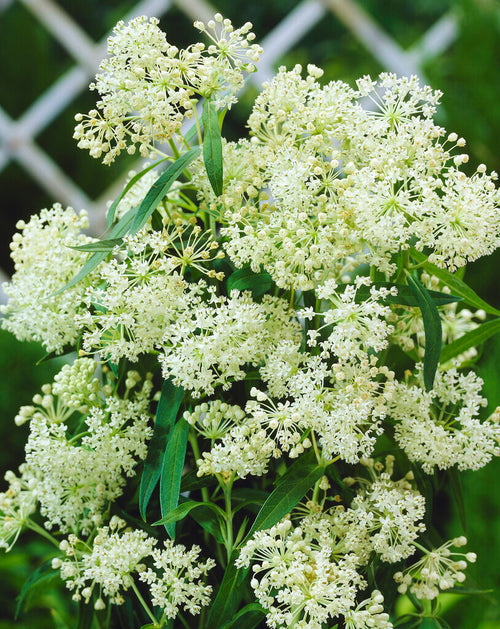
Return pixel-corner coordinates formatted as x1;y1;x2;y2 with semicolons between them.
159;290;300;396
237;458;425;628
54;515;214;615
394;536;477;600
202;67;500;288
185;400;274;479
0;465;38;551
74;14;262;163
390;367;500;472
237;516;365;629
12;360;153;536
1;204;95;353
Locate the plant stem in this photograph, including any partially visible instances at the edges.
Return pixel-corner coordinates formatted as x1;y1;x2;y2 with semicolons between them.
188;432;210;504
220;474;235;559
26;520;60;548
130;581;158;627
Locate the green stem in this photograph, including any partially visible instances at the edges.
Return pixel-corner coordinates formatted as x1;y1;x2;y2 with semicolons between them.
395;249;411;284
26;520;60;548
168;138;181;160
130;581;158;626
219;474;235;560
312;478;322;504
188;433;210;504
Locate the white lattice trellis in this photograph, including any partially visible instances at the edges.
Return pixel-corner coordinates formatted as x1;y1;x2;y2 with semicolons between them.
0;0;458;301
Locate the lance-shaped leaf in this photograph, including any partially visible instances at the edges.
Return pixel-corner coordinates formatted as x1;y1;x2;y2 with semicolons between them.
245;464;324;541
15;559;55;619
410;248;500;317
58;205;137;293
406;273;442;391
159;417;189;539
351;281;461;307
226;267;274;298
206;551;250;629
139;380;184;520
107;157;168;227
153;500;225;527
69;238;124;253
202;99;223;196
130;147;201;234
440;317;500;363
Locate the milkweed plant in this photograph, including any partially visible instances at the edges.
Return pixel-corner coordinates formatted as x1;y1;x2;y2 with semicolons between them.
1;13;500;629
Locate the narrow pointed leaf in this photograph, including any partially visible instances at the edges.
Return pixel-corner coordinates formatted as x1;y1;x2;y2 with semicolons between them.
153;500;224;526
246;465;324;540
406;273;442;391
410;248;500;316
202;99;223;196
107;157;168;226
70;238;124;252
59;205;137;293
206;551;250;629
159;417;189;539
440;317;500;363
130;148;201;234
139;380;184;520
15;559;55;619
227;267;274;298
190;504;225;543
352;282;461;307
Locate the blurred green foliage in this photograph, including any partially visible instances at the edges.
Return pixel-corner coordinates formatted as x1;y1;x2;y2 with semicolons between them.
1;0;500;626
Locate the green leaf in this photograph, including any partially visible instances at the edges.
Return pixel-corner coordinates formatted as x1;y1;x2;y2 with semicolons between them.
448;467;467;530
69;238;124;252
159;417;189;539
153;500;224;526
440;317;500;363
206;551;250;629
15;559;55;619
130;148;201;234
246;465;324;540
139;380;184;520
273;448;317;487
406;273;442;391
352;281;461;307
59;205;137;293
202;99;224;196
220;603;266;629
107;157;169;227
226;267;274;298
189;503;225;543
410;248;500;316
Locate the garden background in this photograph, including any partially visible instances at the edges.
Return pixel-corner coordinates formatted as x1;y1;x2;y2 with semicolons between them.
0;0;499;627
